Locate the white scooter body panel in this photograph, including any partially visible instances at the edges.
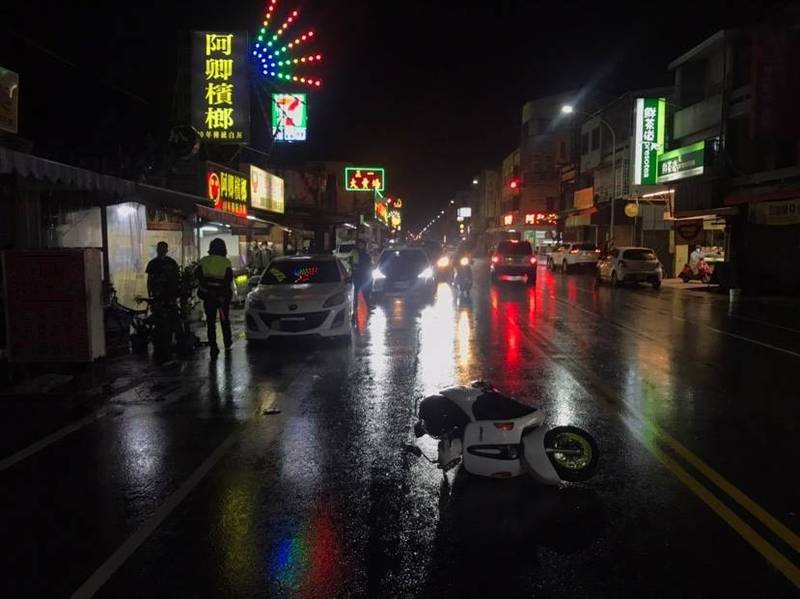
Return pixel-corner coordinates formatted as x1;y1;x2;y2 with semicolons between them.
462;422;524;477
522;425;560;485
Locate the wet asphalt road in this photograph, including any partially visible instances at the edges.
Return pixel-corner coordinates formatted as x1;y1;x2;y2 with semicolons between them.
1;261;799;598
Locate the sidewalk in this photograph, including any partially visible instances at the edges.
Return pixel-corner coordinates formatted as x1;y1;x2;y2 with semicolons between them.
661;278;720;292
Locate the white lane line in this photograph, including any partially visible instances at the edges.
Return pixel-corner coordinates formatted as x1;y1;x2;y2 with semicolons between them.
70;428;240;599
552;287;800;359
0;410;107;473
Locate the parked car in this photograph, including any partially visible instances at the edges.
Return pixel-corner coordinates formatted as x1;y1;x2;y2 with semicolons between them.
490;240;537;285
549;242;601;272
597;247;662;289
244;255;353;341
371;247;436;301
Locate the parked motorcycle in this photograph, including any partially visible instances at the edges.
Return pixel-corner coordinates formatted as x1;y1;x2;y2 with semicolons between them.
405;381;598;484
452;256;473;297
679;258;713;284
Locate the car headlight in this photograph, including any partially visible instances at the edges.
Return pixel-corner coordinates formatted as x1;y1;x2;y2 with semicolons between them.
323;291;346;307
372;268;386;280
436;256;450;268
418;267;433;279
248;299;266;311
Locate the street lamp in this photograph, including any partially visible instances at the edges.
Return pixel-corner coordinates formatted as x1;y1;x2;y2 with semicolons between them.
472;178;479;185
561;104;618;246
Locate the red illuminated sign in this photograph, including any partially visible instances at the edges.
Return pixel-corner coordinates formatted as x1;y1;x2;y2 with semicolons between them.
503;214;514;226
523;213;558;226
206;161;248;217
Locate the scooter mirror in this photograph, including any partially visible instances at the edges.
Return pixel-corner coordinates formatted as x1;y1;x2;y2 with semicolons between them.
403;444;422;458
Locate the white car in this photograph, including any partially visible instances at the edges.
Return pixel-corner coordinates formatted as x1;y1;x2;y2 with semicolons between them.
549;242;601;272
597;246;663;289
245;255;353;341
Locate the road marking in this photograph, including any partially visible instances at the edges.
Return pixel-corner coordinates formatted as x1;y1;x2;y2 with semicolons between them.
654;424;800;554
566;282;800;358
70;428;240;599
549;288;800;359
505;313;800;587
0;410;107;473
622;414;800;588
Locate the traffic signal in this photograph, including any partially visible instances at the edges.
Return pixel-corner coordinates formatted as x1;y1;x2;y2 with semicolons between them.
509;178;520;190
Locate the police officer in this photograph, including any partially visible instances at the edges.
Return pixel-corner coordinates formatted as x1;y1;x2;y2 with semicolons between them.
196;238;233;357
348;239;372;317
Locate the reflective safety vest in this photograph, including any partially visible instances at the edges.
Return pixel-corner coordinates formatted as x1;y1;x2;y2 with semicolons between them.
199;254;232;281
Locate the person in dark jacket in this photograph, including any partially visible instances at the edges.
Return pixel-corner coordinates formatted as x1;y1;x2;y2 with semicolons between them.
196;238;233;357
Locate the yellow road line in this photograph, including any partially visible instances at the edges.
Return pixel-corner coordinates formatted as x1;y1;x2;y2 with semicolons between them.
653;424;800;554
623;415;800;588
505;313;800;586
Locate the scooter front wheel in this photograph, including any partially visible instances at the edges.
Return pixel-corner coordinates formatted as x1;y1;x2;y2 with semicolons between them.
544;426;598;482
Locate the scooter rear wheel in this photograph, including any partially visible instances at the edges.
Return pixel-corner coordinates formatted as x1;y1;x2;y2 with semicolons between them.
544;426;598;482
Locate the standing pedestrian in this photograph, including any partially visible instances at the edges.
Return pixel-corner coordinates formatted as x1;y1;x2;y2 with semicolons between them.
348;239;372;319
196;238;233;357
145;241;180;363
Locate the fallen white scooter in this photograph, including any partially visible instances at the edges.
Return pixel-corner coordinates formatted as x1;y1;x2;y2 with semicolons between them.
405;381;598;484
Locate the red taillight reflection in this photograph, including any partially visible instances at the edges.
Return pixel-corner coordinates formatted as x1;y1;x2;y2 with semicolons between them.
494;422;514;431
491;255;500;264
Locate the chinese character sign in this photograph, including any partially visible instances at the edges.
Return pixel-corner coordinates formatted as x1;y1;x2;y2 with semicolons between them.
206;162;248;216
345;167;386;192
249;165;285;214
272;93;308;142
657;141;705;183
192;31;250;144
633;97;666;185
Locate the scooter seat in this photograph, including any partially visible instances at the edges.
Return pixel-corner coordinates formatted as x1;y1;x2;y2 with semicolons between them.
472;391;537;420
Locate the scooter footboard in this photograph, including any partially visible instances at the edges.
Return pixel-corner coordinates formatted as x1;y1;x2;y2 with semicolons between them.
522;426;560;485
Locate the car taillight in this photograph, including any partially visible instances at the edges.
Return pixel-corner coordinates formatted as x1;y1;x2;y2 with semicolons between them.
569;249;579;254
529;257;537;265
594;248;601;254
494;422;514;431
491;255;500;264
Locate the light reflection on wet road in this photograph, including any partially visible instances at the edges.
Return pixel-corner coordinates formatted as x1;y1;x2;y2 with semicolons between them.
1;262;799;598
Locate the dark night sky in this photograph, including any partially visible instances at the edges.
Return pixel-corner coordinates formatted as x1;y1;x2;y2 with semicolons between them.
0;0;785;229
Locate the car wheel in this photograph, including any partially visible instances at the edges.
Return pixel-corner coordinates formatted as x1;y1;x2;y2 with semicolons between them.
491;271;498;284
652;278;662;290
526;271;536;285
611;271;620;287
595;270;603;285
562;260;569;274
547;258;554;271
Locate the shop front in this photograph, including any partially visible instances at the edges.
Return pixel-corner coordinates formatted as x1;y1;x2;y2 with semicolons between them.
725;190;800;294
487;211;558;252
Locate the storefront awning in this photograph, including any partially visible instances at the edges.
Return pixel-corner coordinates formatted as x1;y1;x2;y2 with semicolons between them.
560;206;598;218
196;204;253;227
0;146;135;197
134;183;212;211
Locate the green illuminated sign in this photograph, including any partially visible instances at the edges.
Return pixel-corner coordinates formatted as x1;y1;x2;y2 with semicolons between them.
345;167;385;192
633;97;666;185
657;141;705;183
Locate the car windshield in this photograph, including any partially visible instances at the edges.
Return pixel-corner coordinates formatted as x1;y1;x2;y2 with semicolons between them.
623;249;657;261
260;260;342;285
497;241;533;255
378;250;430;275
